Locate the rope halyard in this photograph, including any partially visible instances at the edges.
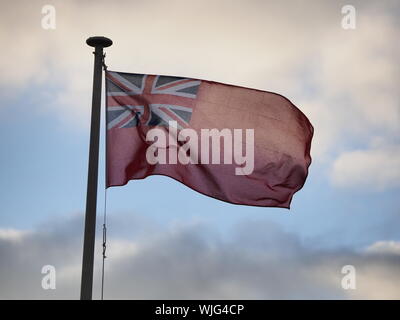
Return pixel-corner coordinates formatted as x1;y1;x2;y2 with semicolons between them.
101;54;108;300
102;53;108;71
101;188;108;300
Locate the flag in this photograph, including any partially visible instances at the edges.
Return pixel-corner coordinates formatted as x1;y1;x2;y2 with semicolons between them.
105;71;313;208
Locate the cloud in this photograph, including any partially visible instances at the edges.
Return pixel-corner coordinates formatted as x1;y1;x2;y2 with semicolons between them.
331;145;400;190
366;241;400;255
0;213;399;299
0;228;30;243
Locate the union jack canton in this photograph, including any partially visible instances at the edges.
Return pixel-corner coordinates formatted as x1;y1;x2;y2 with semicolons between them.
106;71;201;130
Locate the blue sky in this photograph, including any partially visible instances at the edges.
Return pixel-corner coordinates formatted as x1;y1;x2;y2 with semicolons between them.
0;0;399;299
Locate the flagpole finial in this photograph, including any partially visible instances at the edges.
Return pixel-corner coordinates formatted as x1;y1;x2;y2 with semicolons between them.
86;36;113;48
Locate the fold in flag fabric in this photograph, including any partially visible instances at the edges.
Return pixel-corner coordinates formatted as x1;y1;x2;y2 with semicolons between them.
105;71;313;208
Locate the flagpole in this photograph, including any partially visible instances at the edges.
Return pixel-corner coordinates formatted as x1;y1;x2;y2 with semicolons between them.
81;36;112;300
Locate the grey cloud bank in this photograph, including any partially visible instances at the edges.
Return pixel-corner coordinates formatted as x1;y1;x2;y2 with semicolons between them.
0;213;399;299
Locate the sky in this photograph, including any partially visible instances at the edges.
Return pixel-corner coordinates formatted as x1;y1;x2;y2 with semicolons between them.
0;0;399;299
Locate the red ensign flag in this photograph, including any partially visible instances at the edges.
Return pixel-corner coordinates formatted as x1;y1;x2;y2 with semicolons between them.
105;71;313;208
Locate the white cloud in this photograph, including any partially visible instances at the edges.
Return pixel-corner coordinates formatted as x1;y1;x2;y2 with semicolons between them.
0;228;30;242
331;145;400;190
366;241;400;255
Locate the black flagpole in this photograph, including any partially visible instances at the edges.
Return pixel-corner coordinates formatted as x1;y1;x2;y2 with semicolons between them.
81;36;112;300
